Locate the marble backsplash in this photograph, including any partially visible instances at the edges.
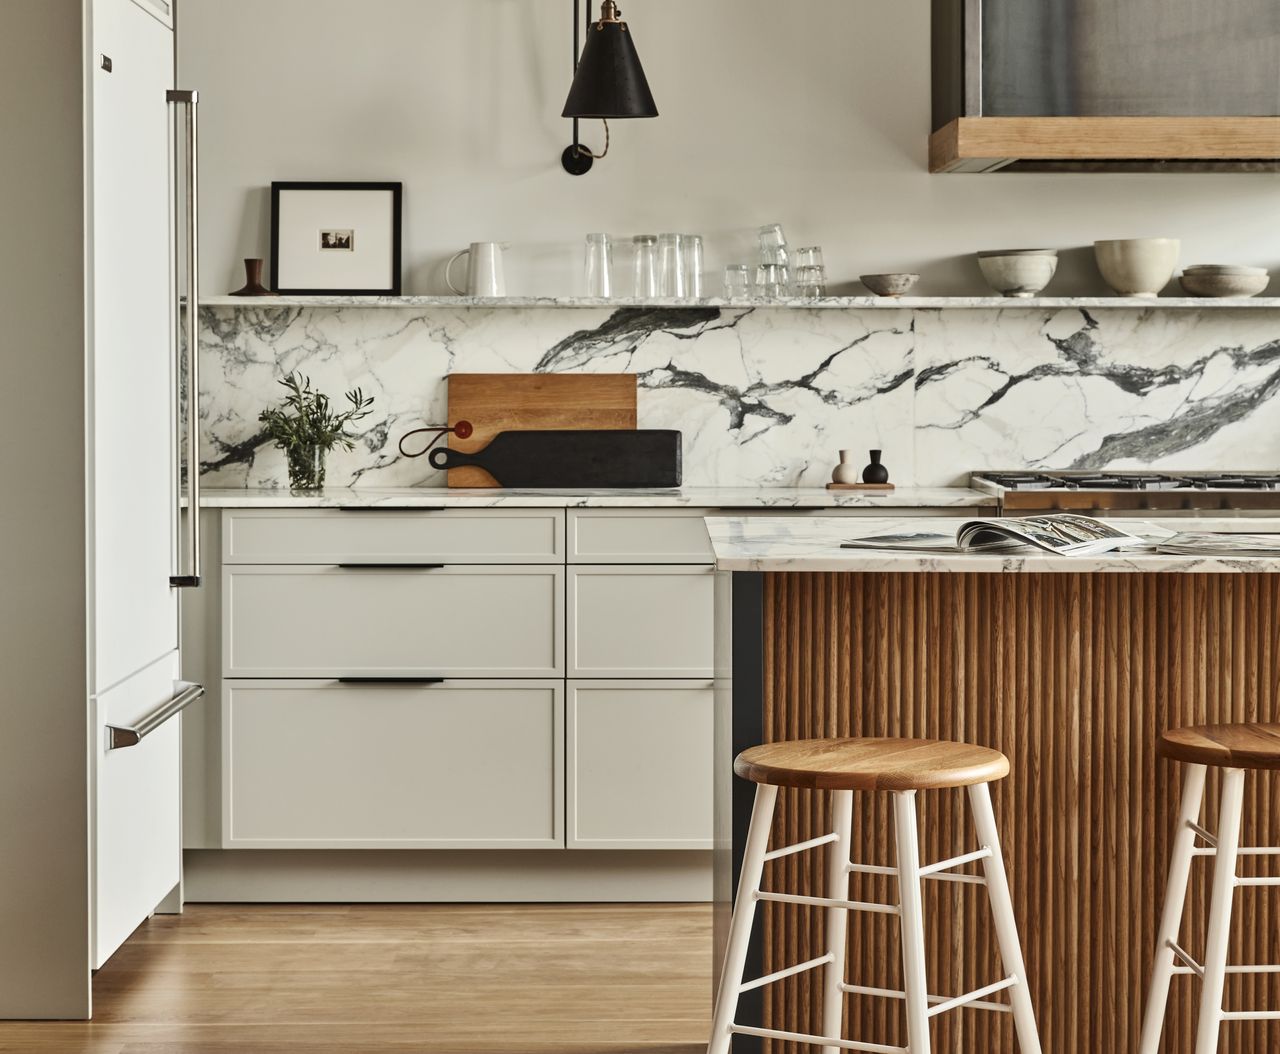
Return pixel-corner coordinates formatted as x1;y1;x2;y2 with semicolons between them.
199;305;1280;488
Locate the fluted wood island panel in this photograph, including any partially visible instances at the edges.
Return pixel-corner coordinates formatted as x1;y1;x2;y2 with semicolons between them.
753;571;1279;1054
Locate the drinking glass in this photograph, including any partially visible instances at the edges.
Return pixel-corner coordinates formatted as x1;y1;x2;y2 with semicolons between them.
723;264;752;299
794;246;825;270
756;262;787;298
658;233;686;297
794;264;827;298
585;233;613;297
758;223;791;270
632;235;658;298
684;235;705;298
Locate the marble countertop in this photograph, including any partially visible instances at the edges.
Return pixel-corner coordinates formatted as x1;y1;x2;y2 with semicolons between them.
196;486;995;509
705;515;1280;573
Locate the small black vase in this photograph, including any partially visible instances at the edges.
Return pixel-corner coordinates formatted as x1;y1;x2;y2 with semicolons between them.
862;449;890;484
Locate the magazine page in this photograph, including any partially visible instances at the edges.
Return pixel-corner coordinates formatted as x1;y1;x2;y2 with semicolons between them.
1156;532;1280;556
957;514;1144;555
839;531;958;553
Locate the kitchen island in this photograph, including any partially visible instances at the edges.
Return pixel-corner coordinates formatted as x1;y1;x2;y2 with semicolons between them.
708;516;1280;1054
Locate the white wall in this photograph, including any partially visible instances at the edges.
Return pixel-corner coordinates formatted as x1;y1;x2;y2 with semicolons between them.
180;0;1280;298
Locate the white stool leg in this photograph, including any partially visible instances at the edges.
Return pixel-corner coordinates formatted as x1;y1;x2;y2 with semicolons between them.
893;790;931;1054
822;789;854;1054
1195;766;1246;1054
708;783;778;1054
968;781;1042;1054
1139;763;1208;1054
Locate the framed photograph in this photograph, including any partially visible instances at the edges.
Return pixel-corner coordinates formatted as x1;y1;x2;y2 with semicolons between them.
270;181;402;295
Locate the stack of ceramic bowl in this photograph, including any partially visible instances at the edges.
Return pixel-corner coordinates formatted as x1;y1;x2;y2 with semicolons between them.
976;249;1058;298
1179;264;1271;298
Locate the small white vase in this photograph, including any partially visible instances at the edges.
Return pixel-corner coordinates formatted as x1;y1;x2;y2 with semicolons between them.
832;450;860;484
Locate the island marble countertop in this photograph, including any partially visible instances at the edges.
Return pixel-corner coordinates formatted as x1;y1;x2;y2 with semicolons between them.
705;515;1280;573
196;486;995;509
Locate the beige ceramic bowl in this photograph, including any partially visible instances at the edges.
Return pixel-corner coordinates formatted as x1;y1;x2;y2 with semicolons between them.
859;273;919;297
1179;267;1271;298
976;250;1058;298
1094;238;1180;297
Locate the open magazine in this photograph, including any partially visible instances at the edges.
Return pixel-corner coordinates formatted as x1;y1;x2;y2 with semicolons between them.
841;513;1144;556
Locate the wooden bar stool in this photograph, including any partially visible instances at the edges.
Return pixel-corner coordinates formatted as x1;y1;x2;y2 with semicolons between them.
1140;723;1280;1054
709;737;1042;1054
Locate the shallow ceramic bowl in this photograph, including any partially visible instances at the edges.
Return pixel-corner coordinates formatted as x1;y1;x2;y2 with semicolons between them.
1179;270;1271;298
1183;264;1268;276
976;250;1058;298
1094;238;1180;297
860;273;919;297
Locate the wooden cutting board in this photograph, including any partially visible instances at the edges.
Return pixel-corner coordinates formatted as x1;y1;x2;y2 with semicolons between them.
446;373;637;487
431;430;681;488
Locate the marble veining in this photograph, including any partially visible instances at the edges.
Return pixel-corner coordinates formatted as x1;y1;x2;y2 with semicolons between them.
705;516;1280;574
199;303;1280;490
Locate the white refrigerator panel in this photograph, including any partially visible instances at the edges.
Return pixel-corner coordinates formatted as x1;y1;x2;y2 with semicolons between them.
91;650;182;969
91;0;178;692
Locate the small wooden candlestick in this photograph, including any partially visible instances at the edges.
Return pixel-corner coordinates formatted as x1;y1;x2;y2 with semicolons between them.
229;257;275;297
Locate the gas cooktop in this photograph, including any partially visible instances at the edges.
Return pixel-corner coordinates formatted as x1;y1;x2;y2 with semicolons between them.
970;471;1280;513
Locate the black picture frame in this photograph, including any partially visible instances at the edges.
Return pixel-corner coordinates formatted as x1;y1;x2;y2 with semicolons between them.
270;181;403;296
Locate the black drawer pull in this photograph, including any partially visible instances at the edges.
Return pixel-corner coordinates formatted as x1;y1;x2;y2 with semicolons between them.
335;563;446;570
337;677;446;685
338;506;446;512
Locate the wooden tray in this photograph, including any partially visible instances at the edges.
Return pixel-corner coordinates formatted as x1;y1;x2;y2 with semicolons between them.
446;373;637;487
826;482;896;491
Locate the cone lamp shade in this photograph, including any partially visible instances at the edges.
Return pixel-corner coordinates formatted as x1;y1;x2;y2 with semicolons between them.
562;3;658;119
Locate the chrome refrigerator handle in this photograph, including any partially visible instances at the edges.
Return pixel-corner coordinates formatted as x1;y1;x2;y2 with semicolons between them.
106;682;205;749
168;89;201;587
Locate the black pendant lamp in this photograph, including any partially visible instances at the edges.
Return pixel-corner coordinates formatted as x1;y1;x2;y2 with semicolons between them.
561;0;658;175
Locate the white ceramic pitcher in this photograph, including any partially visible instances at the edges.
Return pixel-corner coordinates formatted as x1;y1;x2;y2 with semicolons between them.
446;242;507;297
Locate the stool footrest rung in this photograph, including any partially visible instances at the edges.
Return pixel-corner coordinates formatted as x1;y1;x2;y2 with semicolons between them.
926;976;1017;1018
738;953;833;994
840;981;1015;1015
1168;939;1204;977
729;1022;905;1054
764;832;839;862
918;847;992;877
755;890;900;915
1221;1010;1280;1021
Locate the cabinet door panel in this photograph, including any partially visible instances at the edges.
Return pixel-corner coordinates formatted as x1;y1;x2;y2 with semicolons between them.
91;0;176;691
568;566;714;677
568;681;713;849
223;680;563;848
224;566;563;677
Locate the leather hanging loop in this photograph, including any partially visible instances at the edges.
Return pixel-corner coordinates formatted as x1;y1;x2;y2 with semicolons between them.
398;420;473;459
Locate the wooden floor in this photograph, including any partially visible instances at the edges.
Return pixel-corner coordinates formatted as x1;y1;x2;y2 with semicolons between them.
0;904;712;1053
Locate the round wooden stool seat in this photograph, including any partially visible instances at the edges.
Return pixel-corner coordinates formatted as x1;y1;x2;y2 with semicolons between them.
733;736;1010;792
1158;722;1280;770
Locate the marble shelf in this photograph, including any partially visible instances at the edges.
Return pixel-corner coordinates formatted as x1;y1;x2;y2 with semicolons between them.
200;294;1280;311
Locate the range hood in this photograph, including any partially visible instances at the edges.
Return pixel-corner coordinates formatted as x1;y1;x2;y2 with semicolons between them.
931;0;1280;172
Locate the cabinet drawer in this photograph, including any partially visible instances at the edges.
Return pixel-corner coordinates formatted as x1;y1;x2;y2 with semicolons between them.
223;508;564;564
224;566;563;677
568;509;714;563
223;680;563;848
568;566;714;677
568;681;713;849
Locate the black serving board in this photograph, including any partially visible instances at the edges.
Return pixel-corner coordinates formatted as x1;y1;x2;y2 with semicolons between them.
429;429;682;488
